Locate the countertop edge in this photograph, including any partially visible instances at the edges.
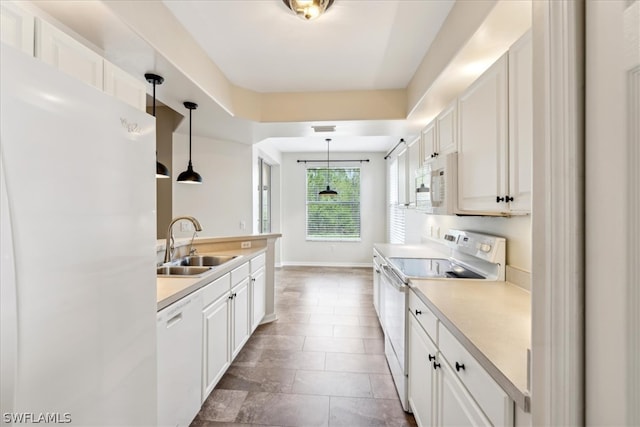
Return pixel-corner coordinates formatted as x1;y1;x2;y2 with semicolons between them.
156;233;282;251
409;283;531;412
157;246;267;311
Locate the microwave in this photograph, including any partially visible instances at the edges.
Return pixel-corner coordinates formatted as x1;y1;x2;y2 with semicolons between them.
415;152;458;215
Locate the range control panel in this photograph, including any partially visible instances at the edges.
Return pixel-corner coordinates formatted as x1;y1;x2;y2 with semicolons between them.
442;229;506;264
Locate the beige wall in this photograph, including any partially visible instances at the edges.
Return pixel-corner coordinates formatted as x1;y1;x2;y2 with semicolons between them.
153;106;183;239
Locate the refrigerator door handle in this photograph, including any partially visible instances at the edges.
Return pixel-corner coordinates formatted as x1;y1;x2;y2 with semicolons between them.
0;151;18;418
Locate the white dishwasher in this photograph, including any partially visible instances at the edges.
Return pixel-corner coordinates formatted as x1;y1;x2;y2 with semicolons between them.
157;290;203;427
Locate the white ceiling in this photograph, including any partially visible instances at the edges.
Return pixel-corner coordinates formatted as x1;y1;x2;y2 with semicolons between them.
162;0;455;93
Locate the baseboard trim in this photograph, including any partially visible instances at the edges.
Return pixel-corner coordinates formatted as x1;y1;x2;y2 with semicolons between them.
279;261;373;268
260;313;278;324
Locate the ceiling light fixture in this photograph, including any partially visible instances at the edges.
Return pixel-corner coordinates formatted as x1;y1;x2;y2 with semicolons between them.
145;73;170;179
282;0;334;21
319;138;337;196
177;102;202;184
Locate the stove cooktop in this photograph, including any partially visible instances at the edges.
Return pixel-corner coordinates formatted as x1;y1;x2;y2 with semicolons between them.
387;257;485;281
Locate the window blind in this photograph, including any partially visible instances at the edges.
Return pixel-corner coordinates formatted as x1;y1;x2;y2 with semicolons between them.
388;158;405;243
306;167;361;241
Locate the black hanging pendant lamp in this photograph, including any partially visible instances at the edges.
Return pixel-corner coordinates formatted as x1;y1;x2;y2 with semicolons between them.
319;138;337;196
177;101;202;184
145;73;170;179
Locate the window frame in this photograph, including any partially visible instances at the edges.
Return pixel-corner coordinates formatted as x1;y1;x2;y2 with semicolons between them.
305;166;362;242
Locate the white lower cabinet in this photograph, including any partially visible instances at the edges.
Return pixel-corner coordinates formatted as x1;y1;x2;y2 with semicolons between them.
202;291;230;401
439;360;492;427
408;314;437;427
408;289;515;427
231;277;250;359
250;253;266;332
200;252;266;402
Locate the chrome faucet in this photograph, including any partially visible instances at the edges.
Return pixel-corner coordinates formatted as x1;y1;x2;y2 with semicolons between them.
164;216;203;263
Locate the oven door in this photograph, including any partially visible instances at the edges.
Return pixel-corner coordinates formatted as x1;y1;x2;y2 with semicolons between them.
380;264;409;410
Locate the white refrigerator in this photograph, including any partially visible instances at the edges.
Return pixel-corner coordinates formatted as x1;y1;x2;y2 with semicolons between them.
0;46;157;425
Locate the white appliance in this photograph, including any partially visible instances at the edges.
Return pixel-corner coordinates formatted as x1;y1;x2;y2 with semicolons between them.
378;230;506;412
415;152;457;215
1;46;157;425
157;290;202;427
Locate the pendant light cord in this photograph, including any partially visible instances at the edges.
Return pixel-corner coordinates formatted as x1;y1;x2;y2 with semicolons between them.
188;108;193;166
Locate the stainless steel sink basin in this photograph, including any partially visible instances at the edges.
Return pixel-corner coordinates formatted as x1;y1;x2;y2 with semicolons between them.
156;266;212;276
179;254;237;267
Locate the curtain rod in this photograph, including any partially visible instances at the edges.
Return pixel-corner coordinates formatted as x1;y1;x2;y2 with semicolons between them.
384;138;406;160
297;159;370;164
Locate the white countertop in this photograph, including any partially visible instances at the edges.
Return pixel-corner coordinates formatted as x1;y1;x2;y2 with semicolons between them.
157;247;266;311
373;242;531;412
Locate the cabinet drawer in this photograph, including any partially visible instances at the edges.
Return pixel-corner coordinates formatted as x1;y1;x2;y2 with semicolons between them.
250;253;266;273
439;324;513;427
202;273;230;308
231;262;250;287
409;290;438;343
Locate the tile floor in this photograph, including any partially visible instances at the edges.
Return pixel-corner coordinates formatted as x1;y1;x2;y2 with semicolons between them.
191;266;417;427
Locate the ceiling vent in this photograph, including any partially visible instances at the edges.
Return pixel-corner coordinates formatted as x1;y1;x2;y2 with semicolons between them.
312;125;336;133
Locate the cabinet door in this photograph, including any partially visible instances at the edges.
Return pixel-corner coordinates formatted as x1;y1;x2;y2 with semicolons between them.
508;31;533;213
422;120;437;163
232;278;250;359
202;295;230;401
373;260;380;317
251;267;266;332
0;1;34;55
35;19;103;90
408;138;421;206
437;101;458;156
457;54;508;213
439;360;492;427
103;60;147;111
408;315;437;427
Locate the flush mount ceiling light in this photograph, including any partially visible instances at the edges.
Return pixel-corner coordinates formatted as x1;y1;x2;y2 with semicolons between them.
319;138;337;196
177;101;203;184
145;73;170;179
282;0;335;21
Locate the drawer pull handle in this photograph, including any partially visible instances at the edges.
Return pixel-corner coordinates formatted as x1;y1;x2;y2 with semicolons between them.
415;309;422;315
432;361;441;370
428;354;435;362
455;362;465;372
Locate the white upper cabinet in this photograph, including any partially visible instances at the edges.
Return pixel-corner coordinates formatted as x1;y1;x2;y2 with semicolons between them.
458;52;509;213
36;19;103;90
421;120;437;164
421;100;458;164
397;147;409;206
408;137;421;206
104;60;147;111
507;31;533;213
437;101;458;157
457;32;533;215
0;1;34;55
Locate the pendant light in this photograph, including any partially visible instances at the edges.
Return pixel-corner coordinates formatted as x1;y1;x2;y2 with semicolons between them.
319;138;337;196
145;73;170;179
177;101;202;184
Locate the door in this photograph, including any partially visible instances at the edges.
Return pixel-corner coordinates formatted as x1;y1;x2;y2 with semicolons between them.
232;278;250;359
457;54;508;213
408;315;437;427
251;267;266;331
202;295;230;401
439;360;491;427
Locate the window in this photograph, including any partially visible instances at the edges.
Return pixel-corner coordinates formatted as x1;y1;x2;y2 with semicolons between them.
306;167;361;241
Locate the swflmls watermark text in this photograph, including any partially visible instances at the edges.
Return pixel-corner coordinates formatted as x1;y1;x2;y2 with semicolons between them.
3;412;71;424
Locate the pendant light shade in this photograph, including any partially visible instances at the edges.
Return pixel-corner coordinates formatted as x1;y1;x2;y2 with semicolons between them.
319;138;337;196
177;101;202;184
146;73;170;179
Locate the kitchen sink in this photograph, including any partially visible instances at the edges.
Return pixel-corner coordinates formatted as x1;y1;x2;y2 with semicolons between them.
179;254;237;267
156;266;212;276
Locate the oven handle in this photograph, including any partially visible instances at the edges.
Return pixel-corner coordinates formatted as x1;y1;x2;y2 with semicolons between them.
381;264;407;292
